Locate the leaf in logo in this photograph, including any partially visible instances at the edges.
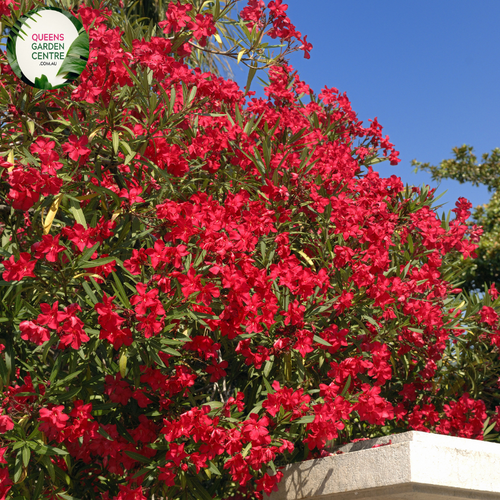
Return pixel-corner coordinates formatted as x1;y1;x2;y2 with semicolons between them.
56;31;90;80
34;74;53;90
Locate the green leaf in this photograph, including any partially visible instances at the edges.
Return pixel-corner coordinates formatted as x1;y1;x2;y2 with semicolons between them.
340;375;352;397
245;63;257;93
112;131;120;155
208;461;221;475
69;199;87;228
56;386;82;401
12;441;25;451
294;415;314;424
262;376;273;393
168;85;176;115
32;469;45;500
14;449;23;482
368;157;387;165
124;450;151;463
313;334;332;347
82;282;98;305
54;369;84;387
56;31;89;78
22;445;31;467
34;74;53;90
363;316;380;328
187;473;214;500
204;401;223;413
237;48;245;64
58;494;81;500
42;455;55;481
79;242;100;263
484;417;497;437
6;35;22;80
111;271;132;308
97;426;114;440
81;256;116;268
65;31;90;58
162;346;182;356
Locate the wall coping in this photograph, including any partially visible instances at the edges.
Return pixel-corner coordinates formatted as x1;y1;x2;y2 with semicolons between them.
267;431;500;500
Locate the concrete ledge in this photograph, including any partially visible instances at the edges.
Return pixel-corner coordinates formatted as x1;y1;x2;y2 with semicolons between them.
268;431;500;500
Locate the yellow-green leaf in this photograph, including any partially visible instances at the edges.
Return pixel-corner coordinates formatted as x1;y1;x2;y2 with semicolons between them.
76;193;99;202
43;193;64;235
119;352;128;378
237;48;246;64
298;250;314;266
112;131;120;155
7;150;14;172
73;272;104;280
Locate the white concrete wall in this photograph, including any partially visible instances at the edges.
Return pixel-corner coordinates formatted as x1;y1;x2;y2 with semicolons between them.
267;431;500;500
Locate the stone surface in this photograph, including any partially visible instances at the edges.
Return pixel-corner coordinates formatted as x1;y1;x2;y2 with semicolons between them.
267;431;500;500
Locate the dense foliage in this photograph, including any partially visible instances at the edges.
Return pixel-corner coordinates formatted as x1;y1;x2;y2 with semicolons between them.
414;146;500;292
1;0;500;499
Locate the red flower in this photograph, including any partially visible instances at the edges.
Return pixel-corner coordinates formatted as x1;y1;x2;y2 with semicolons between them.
0;468;12;500
192;13;216;44
159;1;193;34
119;185;145;205
105;374;133;405
0;415;14;433
19;320;50;345
355;384;394;425
114;485;147;500
39;405;70;441
299;35;313;59
206;359;228;382
62;135;91;163
175;266;204;299
255;471;283;495
32;234;65;262
436;394;487;439
58;304;90;349
223;454;252;486
62;223;94;251
241;413;271;445
2;252;36;282
37;301;65;330
165;442;187;466
30;136;58;164
131;283;164;316
480;306;498;326
158;465;176;486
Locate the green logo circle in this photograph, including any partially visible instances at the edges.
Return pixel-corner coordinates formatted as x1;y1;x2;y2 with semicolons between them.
6;7;89;89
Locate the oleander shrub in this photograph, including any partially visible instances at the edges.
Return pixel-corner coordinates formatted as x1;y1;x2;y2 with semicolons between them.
1;0;500;499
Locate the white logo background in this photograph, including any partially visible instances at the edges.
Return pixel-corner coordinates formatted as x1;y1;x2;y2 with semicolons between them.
15;9;80;87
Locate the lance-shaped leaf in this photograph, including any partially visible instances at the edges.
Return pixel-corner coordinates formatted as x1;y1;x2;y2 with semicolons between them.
56;31;89;79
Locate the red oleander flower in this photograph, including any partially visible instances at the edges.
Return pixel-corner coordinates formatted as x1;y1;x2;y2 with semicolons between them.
32;234;65;262
62;135;91;163
0;468;12;500
19;320;50;345
0;415;14;434
2;252;36;282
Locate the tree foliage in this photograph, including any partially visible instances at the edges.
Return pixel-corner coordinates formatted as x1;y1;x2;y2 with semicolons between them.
413;145;500;292
1;1;500;499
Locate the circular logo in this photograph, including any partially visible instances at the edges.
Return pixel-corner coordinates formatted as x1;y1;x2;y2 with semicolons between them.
6;7;89;89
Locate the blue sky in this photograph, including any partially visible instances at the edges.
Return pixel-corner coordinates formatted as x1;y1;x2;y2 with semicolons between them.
233;0;500;218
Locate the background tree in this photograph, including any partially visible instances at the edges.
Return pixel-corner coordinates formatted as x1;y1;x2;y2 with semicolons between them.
413;146;500;292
